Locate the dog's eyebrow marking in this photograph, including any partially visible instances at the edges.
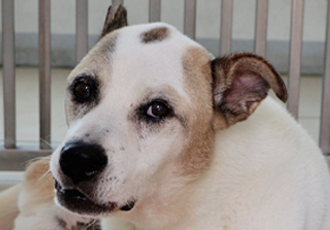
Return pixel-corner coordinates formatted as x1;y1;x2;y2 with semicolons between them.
141;27;169;43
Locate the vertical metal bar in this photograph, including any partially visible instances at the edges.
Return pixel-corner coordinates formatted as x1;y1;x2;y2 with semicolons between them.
220;0;233;55
320;0;330;155
254;0;268;57
76;0;88;63
149;0;161;23
2;0;16;149
287;0;304;119
184;0;196;40
112;0;124;8
39;0;51;149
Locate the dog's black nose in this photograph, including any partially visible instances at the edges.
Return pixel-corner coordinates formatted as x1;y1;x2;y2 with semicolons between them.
59;141;107;184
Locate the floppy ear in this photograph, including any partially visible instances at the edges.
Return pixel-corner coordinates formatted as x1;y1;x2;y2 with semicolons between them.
211;52;288;129
100;4;128;38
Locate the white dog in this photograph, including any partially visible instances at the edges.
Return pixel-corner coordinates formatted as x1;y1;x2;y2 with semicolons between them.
2;4;330;230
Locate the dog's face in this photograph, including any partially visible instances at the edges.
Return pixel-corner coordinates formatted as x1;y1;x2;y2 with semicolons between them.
51;5;287;218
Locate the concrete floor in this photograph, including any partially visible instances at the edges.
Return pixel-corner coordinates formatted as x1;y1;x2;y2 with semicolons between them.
0;67;326;190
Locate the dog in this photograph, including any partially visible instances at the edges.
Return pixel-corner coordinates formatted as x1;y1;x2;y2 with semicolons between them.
1;4;330;230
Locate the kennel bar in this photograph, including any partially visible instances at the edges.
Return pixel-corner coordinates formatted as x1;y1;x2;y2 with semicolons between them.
2;0;16;149
220;0;233;55
149;0;161;23
287;0;304;119
320;0;330;156
76;0;89;63
254;0;268;57
39;0;52;150
184;0;197;40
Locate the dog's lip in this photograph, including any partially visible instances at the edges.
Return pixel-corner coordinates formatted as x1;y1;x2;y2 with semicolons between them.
55;180;136;215
55;180;88;201
55;180;117;216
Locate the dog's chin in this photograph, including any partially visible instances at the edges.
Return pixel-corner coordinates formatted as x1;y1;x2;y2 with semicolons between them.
55;180;136;217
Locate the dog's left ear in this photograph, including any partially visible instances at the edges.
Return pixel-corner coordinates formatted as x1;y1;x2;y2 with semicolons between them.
211;53;288;129
100;4;128;38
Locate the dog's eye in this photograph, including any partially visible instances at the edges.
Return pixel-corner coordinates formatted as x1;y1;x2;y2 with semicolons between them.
146;101;170;119
74;82;90;99
71;77;98;103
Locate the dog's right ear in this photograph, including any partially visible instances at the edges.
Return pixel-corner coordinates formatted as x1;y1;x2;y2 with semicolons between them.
100;4;128;38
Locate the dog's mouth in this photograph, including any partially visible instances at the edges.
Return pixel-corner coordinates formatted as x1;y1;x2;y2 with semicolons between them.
55;180;136;216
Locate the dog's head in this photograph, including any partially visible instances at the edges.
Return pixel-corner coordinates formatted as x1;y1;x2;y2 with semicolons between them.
51;5;287;218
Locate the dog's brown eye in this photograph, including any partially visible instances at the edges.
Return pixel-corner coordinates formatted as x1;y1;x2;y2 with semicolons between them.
147;101;170;118
75;82;90;99
70;76;99;104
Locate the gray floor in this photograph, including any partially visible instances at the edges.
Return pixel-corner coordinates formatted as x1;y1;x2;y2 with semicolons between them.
0;67;325;190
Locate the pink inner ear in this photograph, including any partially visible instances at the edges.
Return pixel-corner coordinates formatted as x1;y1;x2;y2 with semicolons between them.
224;70;270;111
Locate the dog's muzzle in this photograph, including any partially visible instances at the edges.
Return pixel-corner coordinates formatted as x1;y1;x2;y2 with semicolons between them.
55;141;136;215
59;141;107;184
55;141;113;215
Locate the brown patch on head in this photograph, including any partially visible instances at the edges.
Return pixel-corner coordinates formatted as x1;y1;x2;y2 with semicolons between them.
141;27;169;43
177;46;215;176
211;52;287;129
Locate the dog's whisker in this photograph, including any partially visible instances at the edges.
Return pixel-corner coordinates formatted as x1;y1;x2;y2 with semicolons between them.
40;169;52;180
39;137;53;149
22;156;50;166
85;219;98;230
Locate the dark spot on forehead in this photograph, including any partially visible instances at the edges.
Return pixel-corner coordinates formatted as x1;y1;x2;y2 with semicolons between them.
141;27;169;43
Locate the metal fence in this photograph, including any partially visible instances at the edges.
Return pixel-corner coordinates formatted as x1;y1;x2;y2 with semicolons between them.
1;0;330;170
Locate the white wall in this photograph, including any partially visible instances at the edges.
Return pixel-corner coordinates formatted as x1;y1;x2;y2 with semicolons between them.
0;0;327;42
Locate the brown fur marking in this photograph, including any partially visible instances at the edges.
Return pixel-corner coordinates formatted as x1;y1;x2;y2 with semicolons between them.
66;34;117;123
178;47;215;176
141;27;169;43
